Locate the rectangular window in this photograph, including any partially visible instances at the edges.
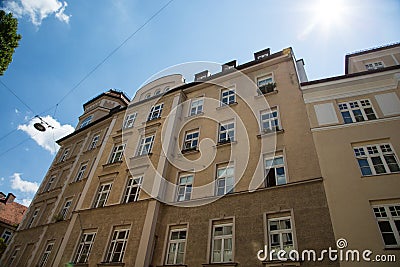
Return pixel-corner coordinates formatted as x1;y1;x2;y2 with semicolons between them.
93;183;112;208
109;144;125;164
354;143;400;176
38;242;54;267
123;113;137;129
123;176;142;203
88;135;100;150
366;61;384;70
219;121;235;144
27;208;40;228
166;228;187;264
137;135;154;156
59;148;69;162
216;165;234;196
74;232;96;263
221;88;236;106
190;98;204;116
338;99;377;123
60;199;72;220
265;156;287;187
43;175;56;192
1;230;12;244
105;228;130;263
261;108;280;132
268;216;295;259
373;204;400;247
257;75;275;94
177;175;193;201
183;130;199;151
8;247;20;265
75;163;87;182
212;223;233;263
148;103;164;121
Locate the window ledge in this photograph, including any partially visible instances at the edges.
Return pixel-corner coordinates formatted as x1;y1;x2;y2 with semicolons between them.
255;89;279;99
181;148;199;154
131;153;153;160
157;265;187;267
186;112;204;119
98;262;125;267
261;260;301;266
384;246;400;250
145;117;162;123
217;102;238;110
202;262;238;266
361;171;400;178
84;147;98;154
257;129;284;138
102;161;123;168
215;140;237;148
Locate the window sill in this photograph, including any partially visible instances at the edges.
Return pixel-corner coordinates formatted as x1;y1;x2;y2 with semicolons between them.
361;171;400;178
257;129;284;138
181;148;199;154
202;262;238;266
102;161;123;168
261;260;301;266
255;89;278;99
157;265;187;267
130;153;153;160
215;140;237;148
384;246;400;250
98;262;125;267
217;102;238;110
146;117;162;123
187;112;204;119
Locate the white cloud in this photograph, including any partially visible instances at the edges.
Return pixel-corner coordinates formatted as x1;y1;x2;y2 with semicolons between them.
19;198;33;206
10;173;39;194
18;115;74;154
4;0;71;26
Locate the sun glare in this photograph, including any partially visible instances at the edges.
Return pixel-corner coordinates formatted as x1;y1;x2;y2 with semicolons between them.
313;0;348;27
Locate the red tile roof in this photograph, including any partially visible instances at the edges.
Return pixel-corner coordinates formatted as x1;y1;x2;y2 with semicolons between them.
0;196;28;227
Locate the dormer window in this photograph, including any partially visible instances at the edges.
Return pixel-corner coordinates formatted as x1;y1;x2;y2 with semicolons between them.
79;115;93;129
365;61;384;71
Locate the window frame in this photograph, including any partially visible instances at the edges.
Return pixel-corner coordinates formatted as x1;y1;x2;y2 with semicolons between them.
189;98;204;116
148;103;164;121
260;107;281;133
211;223;234;263
1;229;12;244
137;135;155;156
215;165;235;196
218;121;235;144
105;228;130;263
8;246;20;265
267;215;295;259
176;174;194;202
264;155;287;187
165;228;187;265
257;74;275;94
59;148;70;162
108;144;125;164
88;135;100;150
60;199;72;220
27;207;40;228
220;88;236;106
183;129;199;151
372;204;400;248
75;163;88;182
365;61;385;70
38;242;54;267
338;99;377;124
123;113;137;129
123;176;143;203
73;231;97;264
79;115;93;129
93;182;113;208
43;175;56;192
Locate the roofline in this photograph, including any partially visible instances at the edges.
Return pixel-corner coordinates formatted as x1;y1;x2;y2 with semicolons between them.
83;89;130;108
301;65;400;87
345;42;400;74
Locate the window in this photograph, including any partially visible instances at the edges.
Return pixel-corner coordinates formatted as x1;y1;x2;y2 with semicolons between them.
221;88;236;105
88;135;100;150
8;247;20;265
216;165;234;196
177;175;193;201
123;176;142;203
38;242;54;267
366;61;384;70
218;121;235;144
137;135;154;156
43;175;56;192
1;230;12;244
59;148;69;162
257;75;275;94
166;228;187;264
261;108;280;132
338;99;377;124
155;90;161;95
165;87;170;92
265;156;287;187
268;216;295;259
190;98;204;116
75;163;87;182
148;103;164;121
109;144;125;164
60;199;72;220
123;113;137;129
105;228;130;263
74;232;96;263
27;208;40;228
145;93;151;99
183;130;199;151
93;183;112;208
354;143;400;176
79;115;93;129
373;204;400;247
212;223;233;263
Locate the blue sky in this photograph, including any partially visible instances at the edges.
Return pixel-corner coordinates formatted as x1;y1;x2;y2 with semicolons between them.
0;0;399;206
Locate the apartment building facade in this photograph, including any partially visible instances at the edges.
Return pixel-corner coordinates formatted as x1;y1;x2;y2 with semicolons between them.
1;48;338;267
301;43;400;266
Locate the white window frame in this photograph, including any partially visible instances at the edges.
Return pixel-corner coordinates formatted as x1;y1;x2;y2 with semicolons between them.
148;103;164;121
88;135;100;150
59;148;69;162
189;98;204;116
79;115;93;129
38;242;54;267
105;228;130;263
43;175;56;192
27;208;40;228
1;229;12;244
8;247;20;265
260;107;280;133
123;176;142;203
109;144;125;164
338;99;377;124
365;61;384;70
165;228;187;265
354;143;400;176
267;216;295;259
137;135;154;156
183;130;199;151
74;232;97;263
372;204;400;248
123;113;137;129
60;199;72;220
220;88;236;106
216;165;234;196
75;163;87;182
93;182;112;208
176;175;193;202
218;121;235;144
265;155;287;187
257;75;275;94
211;223;233;263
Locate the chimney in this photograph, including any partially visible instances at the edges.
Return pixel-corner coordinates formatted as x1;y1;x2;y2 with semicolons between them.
296;59;308;83
254;48;271;60
6;193;16;203
0;192;5;200
194;70;210;81
222;60;237;72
